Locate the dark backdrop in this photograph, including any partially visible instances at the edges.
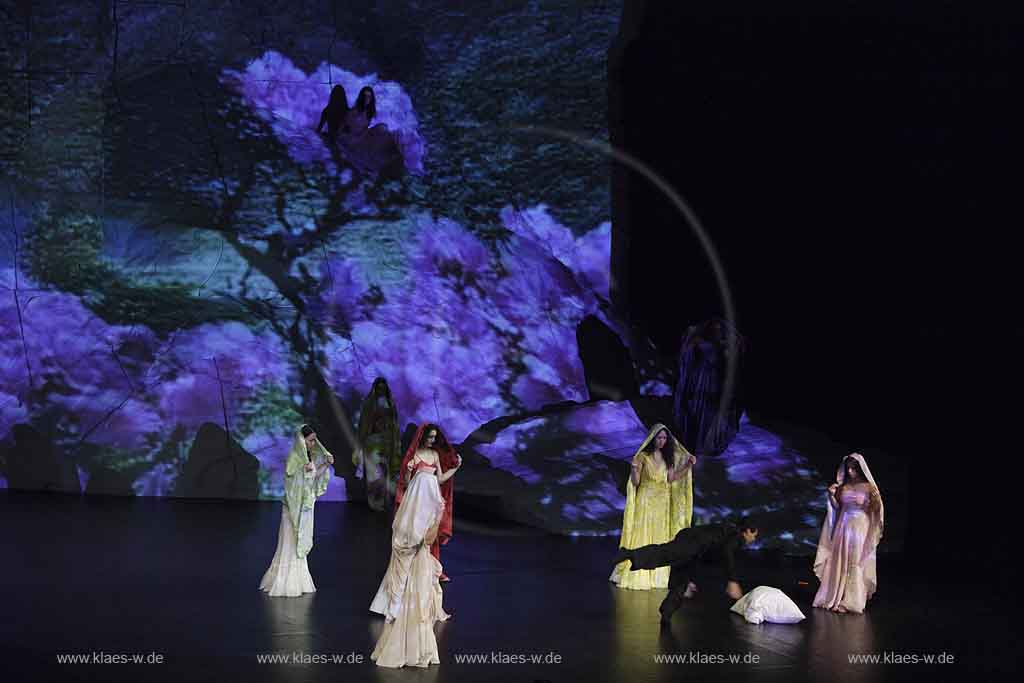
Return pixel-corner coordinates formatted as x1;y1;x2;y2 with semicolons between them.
611;0;1021;583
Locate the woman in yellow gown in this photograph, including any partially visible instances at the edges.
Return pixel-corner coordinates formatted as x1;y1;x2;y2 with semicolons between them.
610;423;696;590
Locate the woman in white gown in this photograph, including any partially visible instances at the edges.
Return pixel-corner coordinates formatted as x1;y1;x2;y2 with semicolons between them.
259;425;334;597
812;452;884;613
369;424;462;668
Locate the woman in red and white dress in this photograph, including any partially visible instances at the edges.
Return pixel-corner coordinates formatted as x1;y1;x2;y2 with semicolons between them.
369;424;462;668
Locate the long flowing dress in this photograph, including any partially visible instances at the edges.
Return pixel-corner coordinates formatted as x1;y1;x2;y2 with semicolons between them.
259;430;333;597
369;461;449;668
395;428;458;566
339;109;403;175
354;382;401;511
673;320;744;457
812;454;884;613
610;424;694;590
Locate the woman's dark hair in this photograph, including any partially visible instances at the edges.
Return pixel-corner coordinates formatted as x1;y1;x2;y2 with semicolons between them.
318;85;349;137
301;424;315;438
843;456;866;480
642;428;675;469
327;85;349;112
736;517;759;533
355;86;376;121
420;423;449;450
371;377;392;399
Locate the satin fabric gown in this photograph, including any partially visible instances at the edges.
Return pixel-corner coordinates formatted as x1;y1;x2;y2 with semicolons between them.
260;462;330;597
813;486;877;613
610;453;685;590
369;464;449;667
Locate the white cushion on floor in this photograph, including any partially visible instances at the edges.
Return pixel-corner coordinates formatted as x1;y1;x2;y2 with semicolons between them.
730;586;806;624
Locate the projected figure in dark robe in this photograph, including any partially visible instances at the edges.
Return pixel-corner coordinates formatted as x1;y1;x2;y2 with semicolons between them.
316;85;350;141
672;318;745;457
393;424;461;582
338;86;404;176
353;377;401;511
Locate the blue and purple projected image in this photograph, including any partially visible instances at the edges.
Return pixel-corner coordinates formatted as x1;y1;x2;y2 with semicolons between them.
0;1;904;552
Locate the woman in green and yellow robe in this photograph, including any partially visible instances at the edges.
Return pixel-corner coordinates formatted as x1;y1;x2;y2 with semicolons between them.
260;424;333;597
610;423;696;590
353;378;401;511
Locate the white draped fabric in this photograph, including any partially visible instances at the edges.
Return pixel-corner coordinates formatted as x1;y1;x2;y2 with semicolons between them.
370;468;449;667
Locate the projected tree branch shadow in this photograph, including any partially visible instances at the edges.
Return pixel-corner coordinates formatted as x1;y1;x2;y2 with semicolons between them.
0;2;903;554
1;13;617;504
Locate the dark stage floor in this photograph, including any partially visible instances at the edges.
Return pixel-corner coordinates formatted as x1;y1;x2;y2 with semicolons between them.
0;492;1010;682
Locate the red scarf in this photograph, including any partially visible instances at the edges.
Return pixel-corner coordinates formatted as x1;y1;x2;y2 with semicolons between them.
395;424;456;545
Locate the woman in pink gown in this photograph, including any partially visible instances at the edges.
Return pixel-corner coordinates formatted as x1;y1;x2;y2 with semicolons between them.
812;453;884;613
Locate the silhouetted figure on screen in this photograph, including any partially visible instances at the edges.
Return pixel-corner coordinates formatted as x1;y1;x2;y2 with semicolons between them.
340;86;404;177
672;317;746;457
316;85;350;140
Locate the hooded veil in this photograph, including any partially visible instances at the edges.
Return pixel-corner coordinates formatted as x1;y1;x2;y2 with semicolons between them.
618;423;694;551
355;378;401;468
353;378;402;509
813;452;884;599
395;424;457;547
673;318;745;456
283;425;332;558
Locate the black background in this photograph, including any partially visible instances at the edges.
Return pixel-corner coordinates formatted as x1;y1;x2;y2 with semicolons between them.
612;1;1020;583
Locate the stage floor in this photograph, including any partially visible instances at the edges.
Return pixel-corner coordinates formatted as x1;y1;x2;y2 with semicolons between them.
0;492;1007;682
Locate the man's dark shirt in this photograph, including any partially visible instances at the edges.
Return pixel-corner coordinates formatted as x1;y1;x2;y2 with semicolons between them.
631;522;743;583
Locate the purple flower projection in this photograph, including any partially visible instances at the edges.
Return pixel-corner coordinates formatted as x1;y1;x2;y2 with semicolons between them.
154;322;294;431
1;268;294;459
499;205;611;300
681;415;829;549
2;200;615;501
720;415;794;485
313;209;612;444
467;400;649;534
1;268;161;450
132;463;176;497
0;391;28;451
222;51;425;173
640;380;673;397
323;476;347;502
475;401;647;482
242;432;295;492
4;46;623;504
